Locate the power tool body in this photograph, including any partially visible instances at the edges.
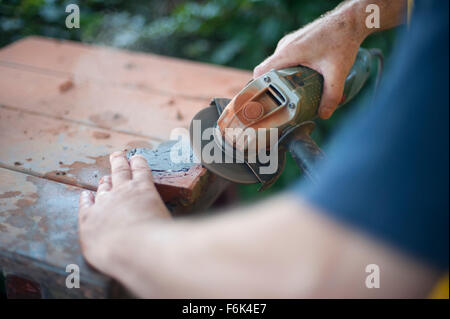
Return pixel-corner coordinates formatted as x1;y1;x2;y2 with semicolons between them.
190;48;380;189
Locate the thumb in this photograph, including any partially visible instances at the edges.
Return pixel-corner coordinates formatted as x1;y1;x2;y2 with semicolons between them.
253;54;291;79
318;68;346;119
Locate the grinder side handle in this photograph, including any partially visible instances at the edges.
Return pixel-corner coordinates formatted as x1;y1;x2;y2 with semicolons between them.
280;122;324;184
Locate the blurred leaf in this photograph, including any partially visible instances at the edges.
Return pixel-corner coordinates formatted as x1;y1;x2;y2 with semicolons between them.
211;38;243;64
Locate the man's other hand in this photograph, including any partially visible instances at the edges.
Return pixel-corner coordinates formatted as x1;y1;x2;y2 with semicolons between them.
78;151;171;273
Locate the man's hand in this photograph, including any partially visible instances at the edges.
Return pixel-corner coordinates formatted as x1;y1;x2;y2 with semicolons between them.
254;17;363;119
78;151;170;274
253;0;406;119
76;154;435;298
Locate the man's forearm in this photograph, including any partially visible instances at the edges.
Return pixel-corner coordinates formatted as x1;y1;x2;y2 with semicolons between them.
316;0;408;47
103;195;335;298
103;195;437;298
338;0;408;35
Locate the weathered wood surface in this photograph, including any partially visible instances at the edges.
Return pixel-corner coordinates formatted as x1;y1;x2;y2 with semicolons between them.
0;36;251;298
0;64;201;140
0;168;109;298
0;36;249;101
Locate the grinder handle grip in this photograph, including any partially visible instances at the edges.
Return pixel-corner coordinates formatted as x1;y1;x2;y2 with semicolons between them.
276;48;374;123
339;47;373;106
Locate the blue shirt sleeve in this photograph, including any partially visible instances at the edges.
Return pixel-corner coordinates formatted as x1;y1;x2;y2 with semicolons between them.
295;0;449;270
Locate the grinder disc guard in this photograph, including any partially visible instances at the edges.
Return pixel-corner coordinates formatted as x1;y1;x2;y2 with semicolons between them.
189;98;286;186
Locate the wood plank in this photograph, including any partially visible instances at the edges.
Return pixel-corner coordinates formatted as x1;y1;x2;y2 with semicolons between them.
0;167;111;298
0;65;204;141
0;36;251;100
0;107;208;204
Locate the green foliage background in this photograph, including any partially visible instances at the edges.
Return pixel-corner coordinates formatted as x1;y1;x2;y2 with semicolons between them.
0;0;398;201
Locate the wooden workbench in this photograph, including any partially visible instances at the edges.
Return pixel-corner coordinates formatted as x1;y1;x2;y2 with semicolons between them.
0;36;250;298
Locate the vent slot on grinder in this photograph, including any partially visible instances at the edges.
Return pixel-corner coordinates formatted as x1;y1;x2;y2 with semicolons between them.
266;84;285;106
